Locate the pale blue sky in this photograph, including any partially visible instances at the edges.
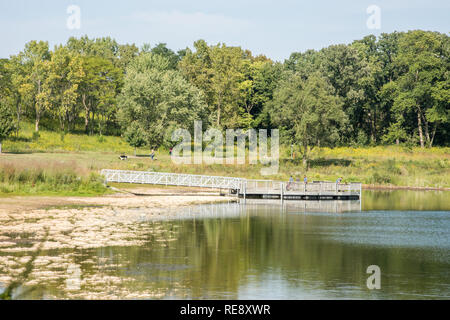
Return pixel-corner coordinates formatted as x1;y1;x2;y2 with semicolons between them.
0;0;449;61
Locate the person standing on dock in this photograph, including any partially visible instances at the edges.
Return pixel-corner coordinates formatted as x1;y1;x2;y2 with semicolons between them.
336;177;342;192
304;175;308;191
288;176;294;190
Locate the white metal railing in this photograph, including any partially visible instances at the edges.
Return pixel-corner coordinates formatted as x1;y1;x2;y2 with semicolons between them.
245;180;282;192
284;181;361;194
100;169;244;190
100;169;362;196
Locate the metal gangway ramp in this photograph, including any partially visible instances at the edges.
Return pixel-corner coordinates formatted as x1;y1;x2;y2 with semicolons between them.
100;169;243;190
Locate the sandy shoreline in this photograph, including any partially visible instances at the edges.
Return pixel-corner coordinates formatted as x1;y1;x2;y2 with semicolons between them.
0;188;237;298
0;187;237;255
0;187;236;213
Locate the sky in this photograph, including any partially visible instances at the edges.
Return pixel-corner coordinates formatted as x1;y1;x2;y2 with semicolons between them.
0;0;449;62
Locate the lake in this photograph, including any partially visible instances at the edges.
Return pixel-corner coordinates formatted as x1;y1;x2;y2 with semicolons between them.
1;189;449;299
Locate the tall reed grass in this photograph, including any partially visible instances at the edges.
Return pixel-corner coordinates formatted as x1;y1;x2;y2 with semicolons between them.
0;160;108;196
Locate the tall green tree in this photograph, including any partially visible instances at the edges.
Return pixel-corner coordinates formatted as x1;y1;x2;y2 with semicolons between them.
5;56;29;137
239;59;281;128
124;122;146;156
0;102;14;154
179;40;249;128
118;53;207;148
268;72;347;167
390;30;449;147
42;46;84;132
318;44;371;142
18;41;50;132
78;56;122;134
147;43;181;70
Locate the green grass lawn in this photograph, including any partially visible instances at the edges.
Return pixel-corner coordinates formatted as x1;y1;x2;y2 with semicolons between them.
1;124;449;196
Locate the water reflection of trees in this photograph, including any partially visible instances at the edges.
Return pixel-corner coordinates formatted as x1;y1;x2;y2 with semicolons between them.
363;190;450;211
115;206;449;299
8;192;449;299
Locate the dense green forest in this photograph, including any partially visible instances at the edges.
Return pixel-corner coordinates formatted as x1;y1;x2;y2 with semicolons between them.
0;30;448;159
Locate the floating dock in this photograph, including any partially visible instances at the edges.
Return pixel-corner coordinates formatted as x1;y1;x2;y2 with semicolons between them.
238;180;361;201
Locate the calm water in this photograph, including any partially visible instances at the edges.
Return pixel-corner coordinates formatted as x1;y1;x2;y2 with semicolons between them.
1;190;450;299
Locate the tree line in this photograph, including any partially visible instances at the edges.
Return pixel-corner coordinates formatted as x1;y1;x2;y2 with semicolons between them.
0;31;448;159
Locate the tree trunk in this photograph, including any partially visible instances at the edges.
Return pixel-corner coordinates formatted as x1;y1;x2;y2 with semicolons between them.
15;99;21;137
35;80;41;132
82;94;90;133
0;141;2;154
35;114;40;132
58;113;64;132
302;143;308;169
90;111;95;136
371;112;376;144
134;147;136;157
430;122;438;148
85;114;89;133
373;108;377;143
417;111;424;148
421;112;431;147
217;101;221;127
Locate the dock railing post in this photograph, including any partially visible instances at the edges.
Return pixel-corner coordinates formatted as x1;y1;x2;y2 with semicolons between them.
243;180;247;203
359;182;362;200
280;182;284;204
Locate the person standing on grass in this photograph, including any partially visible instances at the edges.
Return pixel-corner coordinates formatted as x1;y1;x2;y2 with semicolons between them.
169;147;173;156
151;148;155;161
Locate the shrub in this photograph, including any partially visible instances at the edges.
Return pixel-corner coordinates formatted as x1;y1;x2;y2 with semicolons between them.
369;171;391;184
